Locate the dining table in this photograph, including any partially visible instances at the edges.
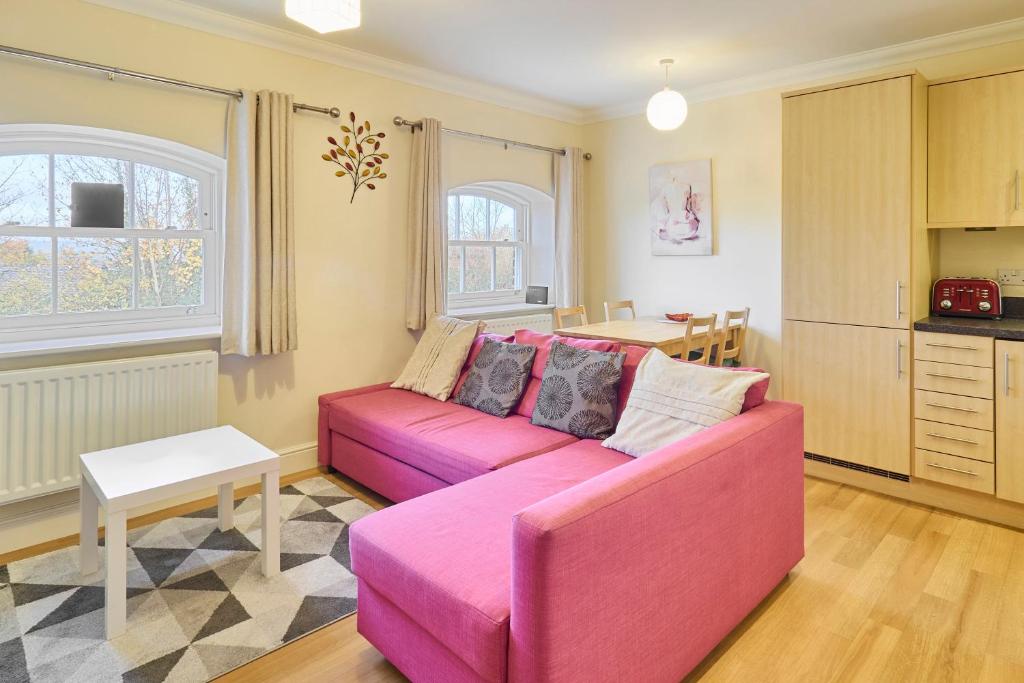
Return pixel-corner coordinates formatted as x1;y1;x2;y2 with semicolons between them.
552;318;742;359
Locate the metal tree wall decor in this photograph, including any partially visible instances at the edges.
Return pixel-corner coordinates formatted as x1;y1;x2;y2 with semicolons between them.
322;112;389;203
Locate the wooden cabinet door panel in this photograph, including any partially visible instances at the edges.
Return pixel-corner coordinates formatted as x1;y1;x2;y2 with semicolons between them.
996;340;1024;503
783;77;911;328
783;320;911;474
928;70;1024;227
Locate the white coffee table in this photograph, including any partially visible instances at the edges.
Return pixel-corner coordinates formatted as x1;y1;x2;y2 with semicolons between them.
79;425;280;639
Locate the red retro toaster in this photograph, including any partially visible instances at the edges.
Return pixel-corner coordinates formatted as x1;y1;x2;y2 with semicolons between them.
931;277;1002;319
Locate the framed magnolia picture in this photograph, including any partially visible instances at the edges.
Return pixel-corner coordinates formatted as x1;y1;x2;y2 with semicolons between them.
649;159;713;256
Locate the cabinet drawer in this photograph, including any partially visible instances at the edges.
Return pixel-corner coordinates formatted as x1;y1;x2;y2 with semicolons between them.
914;449;995;494
914;332;993;367
914;390;993;431
914;419;993;462
914;360;993;398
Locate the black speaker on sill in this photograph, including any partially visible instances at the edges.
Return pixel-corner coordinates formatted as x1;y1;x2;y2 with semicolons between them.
525;286;548;305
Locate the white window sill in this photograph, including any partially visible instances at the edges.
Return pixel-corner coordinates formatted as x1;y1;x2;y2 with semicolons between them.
450;303;555;320
0;326;222;359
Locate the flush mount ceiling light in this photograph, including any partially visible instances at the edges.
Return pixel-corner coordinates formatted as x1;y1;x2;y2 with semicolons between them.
285;0;361;33
646;59;688;131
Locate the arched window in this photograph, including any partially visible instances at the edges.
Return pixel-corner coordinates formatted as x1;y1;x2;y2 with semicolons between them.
447;187;526;306
447;182;553;309
0;125;224;352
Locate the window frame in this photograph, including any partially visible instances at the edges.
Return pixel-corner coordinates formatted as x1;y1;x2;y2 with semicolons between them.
446;185;529;309
0;124;224;348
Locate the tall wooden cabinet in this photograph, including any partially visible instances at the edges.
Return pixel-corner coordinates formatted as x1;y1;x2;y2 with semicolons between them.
996;340;1024;504
929;68;1024;227
782;73;927;475
784;321;910;473
783;76;912;328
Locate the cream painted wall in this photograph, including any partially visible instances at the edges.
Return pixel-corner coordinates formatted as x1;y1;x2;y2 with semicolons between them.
4;0;1024;553
0;0;576;551
0;0;576;456
937;229;1024;298
582;39;1024;390
583;89;783;379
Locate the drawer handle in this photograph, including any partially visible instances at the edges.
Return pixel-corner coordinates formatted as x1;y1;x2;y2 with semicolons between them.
925;372;978;382
925;342;979;351
925;432;980;446
926;462;979;477
924;402;979;414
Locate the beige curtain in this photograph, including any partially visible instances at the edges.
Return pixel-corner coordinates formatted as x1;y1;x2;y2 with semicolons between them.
554;147;585;307
222;90;298;356
405;118;446;331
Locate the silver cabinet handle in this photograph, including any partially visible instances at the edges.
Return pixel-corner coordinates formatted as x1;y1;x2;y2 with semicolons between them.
925;372;978;382
925;432;979;446
1006;352;1012;397
896;339;903;379
895;281;903;321
927;462;979;477
925;342;979;351
924;402;978;414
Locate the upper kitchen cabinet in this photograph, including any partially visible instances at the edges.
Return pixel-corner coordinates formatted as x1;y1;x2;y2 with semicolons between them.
929;68;1024;227
783;74;920;328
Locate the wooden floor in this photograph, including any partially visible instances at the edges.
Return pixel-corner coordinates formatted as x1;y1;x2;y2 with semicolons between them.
221;473;1024;683
6;471;1022;682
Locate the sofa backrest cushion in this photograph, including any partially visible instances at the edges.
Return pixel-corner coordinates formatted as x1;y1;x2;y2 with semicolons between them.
618;344;770;416
453;339;537;417
529;341;625;439
453;332;514;396
602;349;771;457
392;315;483;401
513;330;620;419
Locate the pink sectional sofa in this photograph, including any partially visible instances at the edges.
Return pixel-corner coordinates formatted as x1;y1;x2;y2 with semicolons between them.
317;331;804;683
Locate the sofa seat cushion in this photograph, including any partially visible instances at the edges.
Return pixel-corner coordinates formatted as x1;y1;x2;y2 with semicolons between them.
327;387;577;484
349;443;631;682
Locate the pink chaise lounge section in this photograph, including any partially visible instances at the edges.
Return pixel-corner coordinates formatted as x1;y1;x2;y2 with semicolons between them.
348;401;804;682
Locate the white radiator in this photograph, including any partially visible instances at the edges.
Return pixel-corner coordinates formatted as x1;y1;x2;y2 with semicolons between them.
0;351;218;504
482;313;553;336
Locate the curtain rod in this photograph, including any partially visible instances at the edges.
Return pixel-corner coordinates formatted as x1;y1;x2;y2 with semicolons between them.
0;44;342;118
392;117;592;160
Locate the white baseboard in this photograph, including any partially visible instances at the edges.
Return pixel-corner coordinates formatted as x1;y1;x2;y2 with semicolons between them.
0;441;319;556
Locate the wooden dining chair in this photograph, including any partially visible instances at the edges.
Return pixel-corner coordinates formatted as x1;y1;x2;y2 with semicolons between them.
714;308;751;367
604;299;637;321
554;305;589;328
682;313;718;364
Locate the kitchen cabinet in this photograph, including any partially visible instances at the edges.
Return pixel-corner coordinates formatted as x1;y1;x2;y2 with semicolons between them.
928;68;1024;227
913;331;995;493
913;449;995;495
783;75;912;328
783;320;910;474
996;340;1024;503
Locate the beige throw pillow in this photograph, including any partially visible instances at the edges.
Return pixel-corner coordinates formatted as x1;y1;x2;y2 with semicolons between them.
392;315;483;401
602;349;770;457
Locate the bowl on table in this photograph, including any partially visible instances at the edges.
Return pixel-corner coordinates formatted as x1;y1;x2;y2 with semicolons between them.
664;312;692;322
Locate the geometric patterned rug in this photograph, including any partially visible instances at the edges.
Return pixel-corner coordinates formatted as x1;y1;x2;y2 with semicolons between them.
0;477;375;682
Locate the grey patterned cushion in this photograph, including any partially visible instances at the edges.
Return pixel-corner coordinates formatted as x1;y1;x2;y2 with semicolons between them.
530;341;625;439
453;339;536;417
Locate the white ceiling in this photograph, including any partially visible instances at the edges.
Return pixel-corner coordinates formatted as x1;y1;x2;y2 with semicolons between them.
162;1;1024;115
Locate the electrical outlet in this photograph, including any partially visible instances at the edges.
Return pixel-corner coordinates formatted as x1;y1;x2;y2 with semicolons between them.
997;269;1024;286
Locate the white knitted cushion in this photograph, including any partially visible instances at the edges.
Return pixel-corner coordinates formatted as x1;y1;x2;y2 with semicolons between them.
392;315;482;401
603;349;770;457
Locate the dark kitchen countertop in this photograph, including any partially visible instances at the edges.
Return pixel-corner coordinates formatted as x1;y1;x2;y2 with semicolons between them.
914;316;1024;340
